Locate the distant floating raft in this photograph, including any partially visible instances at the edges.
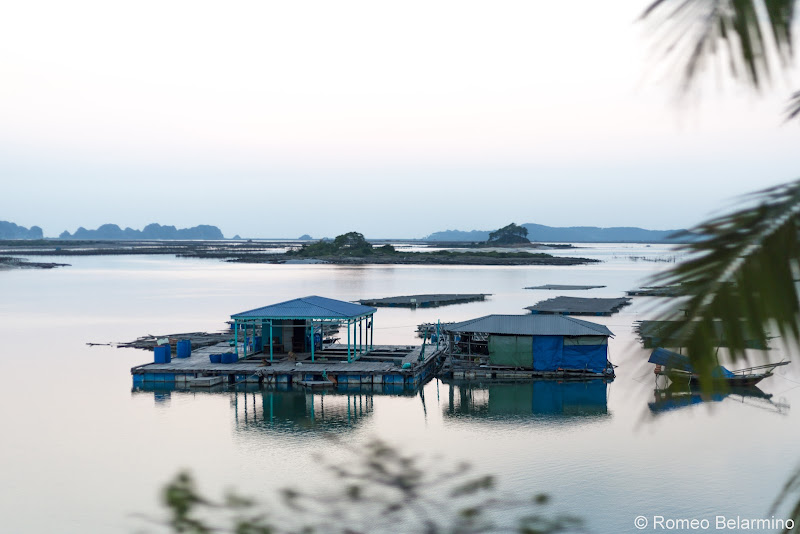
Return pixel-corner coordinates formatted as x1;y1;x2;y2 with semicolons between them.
524;284;606;290
635;320;771;349
626;285;683;297
525;296;631;316
359;294;490;308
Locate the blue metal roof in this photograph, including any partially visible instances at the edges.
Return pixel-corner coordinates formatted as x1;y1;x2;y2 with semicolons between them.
444;314;613;337
232;295;377;320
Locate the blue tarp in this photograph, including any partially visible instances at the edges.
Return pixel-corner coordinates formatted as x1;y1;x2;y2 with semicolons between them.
532;336;607;372
711;365;736;378
562;344;607;373
648;348;693;372
532;336;563;371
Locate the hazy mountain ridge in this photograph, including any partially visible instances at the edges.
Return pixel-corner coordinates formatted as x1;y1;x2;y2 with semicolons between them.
59;223;225;240
426;223;690;243
0;221;43;239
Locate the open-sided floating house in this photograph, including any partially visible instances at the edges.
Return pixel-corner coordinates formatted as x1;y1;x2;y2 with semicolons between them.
230;295;377;362
443;314;614;378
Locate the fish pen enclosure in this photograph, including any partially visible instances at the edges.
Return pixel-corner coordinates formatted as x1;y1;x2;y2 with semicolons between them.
525;296;631;316
635;320;771;350
524;284;606;291
359;293;490;308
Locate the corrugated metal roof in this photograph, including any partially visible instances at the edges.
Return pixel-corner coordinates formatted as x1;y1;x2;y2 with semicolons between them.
232;296;377;320
444;314;613;337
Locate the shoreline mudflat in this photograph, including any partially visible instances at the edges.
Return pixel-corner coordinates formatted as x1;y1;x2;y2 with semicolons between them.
0;240;598;266
230;254;597;266
0;256;70;269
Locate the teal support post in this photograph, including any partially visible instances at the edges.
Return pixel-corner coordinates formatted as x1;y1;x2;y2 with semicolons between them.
347;319;351;363
370;314;374;350
310;320;315;362
359;317;363;354
234;320;239;357
436;320;440;351
269;321;273;362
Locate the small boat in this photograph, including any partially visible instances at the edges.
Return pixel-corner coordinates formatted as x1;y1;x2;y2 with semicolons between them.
648;347;789;387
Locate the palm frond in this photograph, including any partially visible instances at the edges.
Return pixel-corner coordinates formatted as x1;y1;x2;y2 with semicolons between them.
771;464;800;533
786;89;800;120
642;0;796;91
648;179;800;379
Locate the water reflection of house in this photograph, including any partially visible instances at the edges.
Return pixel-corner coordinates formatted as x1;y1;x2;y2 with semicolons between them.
231;389;379;432
443;380;609;420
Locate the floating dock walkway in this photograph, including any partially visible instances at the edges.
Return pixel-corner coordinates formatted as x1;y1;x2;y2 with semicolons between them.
359;293;489;308
132;342;444;392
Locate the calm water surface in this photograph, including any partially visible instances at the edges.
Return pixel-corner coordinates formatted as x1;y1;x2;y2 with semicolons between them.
1;244;798;533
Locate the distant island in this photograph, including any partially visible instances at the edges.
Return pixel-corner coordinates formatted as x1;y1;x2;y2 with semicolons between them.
59;223;225;240
281;231;597;266
425;223;691;243
0;221;43;240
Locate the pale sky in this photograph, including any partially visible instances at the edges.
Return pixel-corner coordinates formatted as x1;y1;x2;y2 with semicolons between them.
1;0;798;238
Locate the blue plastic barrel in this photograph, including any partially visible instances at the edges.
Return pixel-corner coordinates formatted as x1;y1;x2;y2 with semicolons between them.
154;345;171;364
254;336;263;351
176;339;191;358
221;352;238;364
209;353;222;363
